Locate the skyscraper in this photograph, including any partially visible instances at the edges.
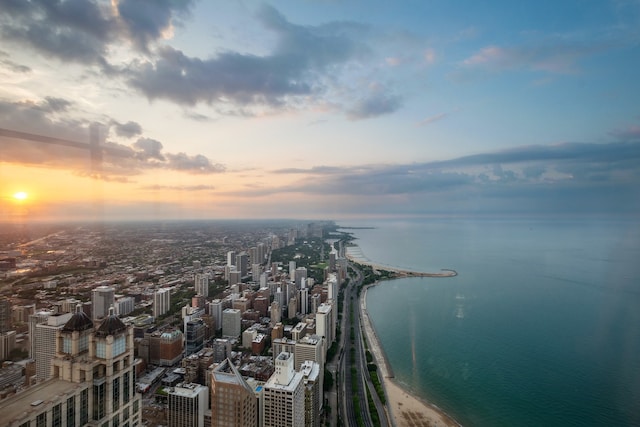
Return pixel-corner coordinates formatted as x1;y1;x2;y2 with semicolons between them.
194;273;209;297
211;358;257;427
0;298;12;333
222;308;241;338
262;352;305;427
1;306;142;427
92;285;115;320
34;312;72;381
153;288;171;318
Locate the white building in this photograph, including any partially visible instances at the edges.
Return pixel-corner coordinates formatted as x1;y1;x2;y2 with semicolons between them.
92;285;115;320
153;288;171;318
301;360;322;427
262;352;305;427
167;383;209;427
34;312;72;381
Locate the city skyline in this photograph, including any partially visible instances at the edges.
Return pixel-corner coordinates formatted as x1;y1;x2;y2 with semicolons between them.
1;0;639;221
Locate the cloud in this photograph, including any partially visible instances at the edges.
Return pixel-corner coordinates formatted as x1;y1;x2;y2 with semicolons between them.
165;152;225;174
112;120;143;138
0;97;224;178
140;184;215;191
115;0;196;51
610;125;640;141
0;50;31;73
256;140;640;215
0;0;197;66
124;5;380;117
458;41;605;77
417;112;450;127
346;90;402;120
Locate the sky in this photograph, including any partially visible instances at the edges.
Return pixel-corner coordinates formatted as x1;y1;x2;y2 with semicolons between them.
1;0;639;222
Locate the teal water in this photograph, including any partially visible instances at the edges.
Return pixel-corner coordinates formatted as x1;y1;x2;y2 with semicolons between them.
357;218;640;427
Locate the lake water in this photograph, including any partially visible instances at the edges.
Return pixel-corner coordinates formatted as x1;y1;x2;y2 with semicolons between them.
353;217;640;427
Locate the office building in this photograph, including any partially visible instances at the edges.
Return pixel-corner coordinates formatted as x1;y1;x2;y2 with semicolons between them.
222;308;241;338
236;252;249;278
92;285;115;320
185;319;206;356
211;358;257;427
262;352;304;427
209;299;223;331
1;306;142;427
167;383;209;427
28;310;53;359
153;288;171;318
227;250;236;267
295;267;307;287
0;330;16;361
35;312;72;381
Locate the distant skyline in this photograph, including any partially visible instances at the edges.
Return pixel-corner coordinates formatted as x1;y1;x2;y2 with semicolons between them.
1;0;639;221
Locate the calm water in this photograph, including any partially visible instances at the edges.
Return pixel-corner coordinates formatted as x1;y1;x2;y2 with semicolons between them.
356;217;640;427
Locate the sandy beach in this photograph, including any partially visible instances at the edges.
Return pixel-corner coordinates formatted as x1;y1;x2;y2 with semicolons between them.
360;285;462;427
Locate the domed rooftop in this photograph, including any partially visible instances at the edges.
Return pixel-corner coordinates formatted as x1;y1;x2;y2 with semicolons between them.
62;305;93;332
95;307;127;337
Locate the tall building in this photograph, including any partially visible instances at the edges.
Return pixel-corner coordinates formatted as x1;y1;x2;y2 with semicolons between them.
167;383;209;427
222;308;241;338
92;285;115;320
194;274;209;298
294;335;325;372
316;303;334;345
28;310;53;359
295;267;308;287
185;319;205;356
270;301;281;325
301;360;322;427
115;296;135;316
34;312;72;381
1;306;142;427
262;352;305;427
211;358;258;427
236;252;249;278
0;330;16;361
0;298;12;333
153;288;171;318
227;250;236;267
209;299;223;331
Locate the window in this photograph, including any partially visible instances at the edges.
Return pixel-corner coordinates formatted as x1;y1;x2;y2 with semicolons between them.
81;389;89;425
52;403;62;427
36;413;46;427
123;371;130;403
67;396;76;427
93;381;106;420
113;377;120;411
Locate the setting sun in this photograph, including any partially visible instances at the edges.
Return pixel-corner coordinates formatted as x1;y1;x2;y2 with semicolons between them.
13;191;28;201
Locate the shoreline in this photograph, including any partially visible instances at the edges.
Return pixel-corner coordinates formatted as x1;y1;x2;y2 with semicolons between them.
346;245;457;278
361;282;463;427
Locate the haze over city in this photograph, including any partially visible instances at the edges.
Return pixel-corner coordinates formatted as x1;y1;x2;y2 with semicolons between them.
1;0;639;221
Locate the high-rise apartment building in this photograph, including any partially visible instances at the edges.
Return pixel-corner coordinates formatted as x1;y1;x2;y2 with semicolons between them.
211;358;258;427
185;319;206;356
167;383;209;427
236;252;249;278
227;250;236;267
153;288;171;318
194;274;209;297
316;303;334;345
301;360;322;427
262;352;304;427
92;285;115;320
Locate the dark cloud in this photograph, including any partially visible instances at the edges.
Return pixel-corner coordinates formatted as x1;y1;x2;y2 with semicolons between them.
346;91;402;120
116;0;196;52
0;0;197;65
0;97;225;178
112;120;143;138
125;5;376;116
133;137;165;161
258;140;640;214
165;152;225;174
44;97;73;112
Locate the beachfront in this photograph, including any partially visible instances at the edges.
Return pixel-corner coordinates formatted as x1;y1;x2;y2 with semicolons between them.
346;245;457;278
361;284;462;427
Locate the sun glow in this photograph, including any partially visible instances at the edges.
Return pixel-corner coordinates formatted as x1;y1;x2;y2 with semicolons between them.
13;191;28;201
